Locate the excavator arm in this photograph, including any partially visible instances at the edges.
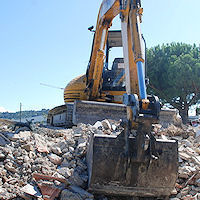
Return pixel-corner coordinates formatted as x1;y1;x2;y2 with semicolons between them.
86;0;178;198
121;0;161;125
86;0;120;99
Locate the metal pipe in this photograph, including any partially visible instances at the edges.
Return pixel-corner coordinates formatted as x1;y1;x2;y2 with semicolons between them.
100;28;107;50
141;34;147;78
136;61;147;99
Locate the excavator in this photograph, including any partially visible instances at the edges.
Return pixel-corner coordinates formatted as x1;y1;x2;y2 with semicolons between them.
48;0;178;199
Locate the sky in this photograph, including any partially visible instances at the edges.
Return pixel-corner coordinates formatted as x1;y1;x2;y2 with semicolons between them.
0;0;200;112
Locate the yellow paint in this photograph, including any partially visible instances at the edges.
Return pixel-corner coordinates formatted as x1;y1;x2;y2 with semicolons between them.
87;0;120;99
142;99;149;110
64;75;87;103
64;74;126;104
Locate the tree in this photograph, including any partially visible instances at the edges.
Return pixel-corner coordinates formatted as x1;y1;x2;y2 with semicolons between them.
147;43;200;124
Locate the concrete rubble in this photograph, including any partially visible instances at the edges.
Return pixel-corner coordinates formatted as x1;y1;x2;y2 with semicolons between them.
153;124;200;200
0;119;199;200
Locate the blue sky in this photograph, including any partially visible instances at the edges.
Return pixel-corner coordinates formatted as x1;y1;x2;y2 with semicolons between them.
0;0;200;112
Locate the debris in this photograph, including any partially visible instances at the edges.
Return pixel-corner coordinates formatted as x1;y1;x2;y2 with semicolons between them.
21;184;42;198
48;153;62;165
4;162;17;173
57;167;72;178
37;183;61;200
33;173;69;200
22;143;34;151
70;185;94;199
0;119;200;199
60;189;82;200
51;146;62;155
0;136;8;146
0;133;10;143
33;173;69;186
9;130;32;141
154;124;200;200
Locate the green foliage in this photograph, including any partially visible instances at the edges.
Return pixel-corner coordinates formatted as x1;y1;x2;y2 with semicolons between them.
147;43;200;123
0;109;49;120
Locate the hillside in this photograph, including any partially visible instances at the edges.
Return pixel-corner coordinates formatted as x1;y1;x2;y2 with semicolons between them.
0;109;49;120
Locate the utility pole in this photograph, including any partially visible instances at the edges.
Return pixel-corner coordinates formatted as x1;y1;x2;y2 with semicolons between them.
20;103;22;122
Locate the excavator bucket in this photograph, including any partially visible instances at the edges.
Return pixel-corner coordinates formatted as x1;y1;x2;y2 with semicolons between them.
87;128;178;198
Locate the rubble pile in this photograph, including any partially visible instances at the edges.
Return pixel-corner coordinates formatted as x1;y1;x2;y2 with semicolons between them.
154;124;200;200
0;121;94;200
0;119;200;200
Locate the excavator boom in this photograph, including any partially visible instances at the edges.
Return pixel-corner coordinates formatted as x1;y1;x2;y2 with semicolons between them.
86;0;120;99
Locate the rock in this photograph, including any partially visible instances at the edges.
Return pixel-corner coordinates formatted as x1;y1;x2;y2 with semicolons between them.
77;141;87;149
60;189;82;200
15;127;31;133
34;133;49;153
93;121;103;129
0;153;5;159
63;152;73;160
21;184;42;197
0;136;9;147
57;167;72;178
61;158;70;167
76;159;87;170
0;187;14;200
51;146;62;155
69;146;75;153
70;185;94;199
22;143;34;151
196;178;200;187
68;171;86;187
101;119;112;130
11;131;32;141
179;152;191;161
4;162;17;173
23;155;30;163
194;193;200;199
183;195;197;200
180;186;190;197
37;183;61;200
179;166;196;179
48;153;62;165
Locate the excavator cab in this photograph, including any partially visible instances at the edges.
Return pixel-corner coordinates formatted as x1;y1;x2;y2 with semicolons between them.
102;58;125;90
102;30;126;92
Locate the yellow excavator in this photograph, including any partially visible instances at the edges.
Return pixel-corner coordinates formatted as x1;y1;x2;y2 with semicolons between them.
48;0;178;199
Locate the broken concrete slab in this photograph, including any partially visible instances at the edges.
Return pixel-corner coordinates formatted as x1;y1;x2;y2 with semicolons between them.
70;185;94;199
21;184;42;198
48;153;62;165
60;189;82;200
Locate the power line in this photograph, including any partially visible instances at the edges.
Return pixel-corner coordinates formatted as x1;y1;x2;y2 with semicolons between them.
40;83;64;90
